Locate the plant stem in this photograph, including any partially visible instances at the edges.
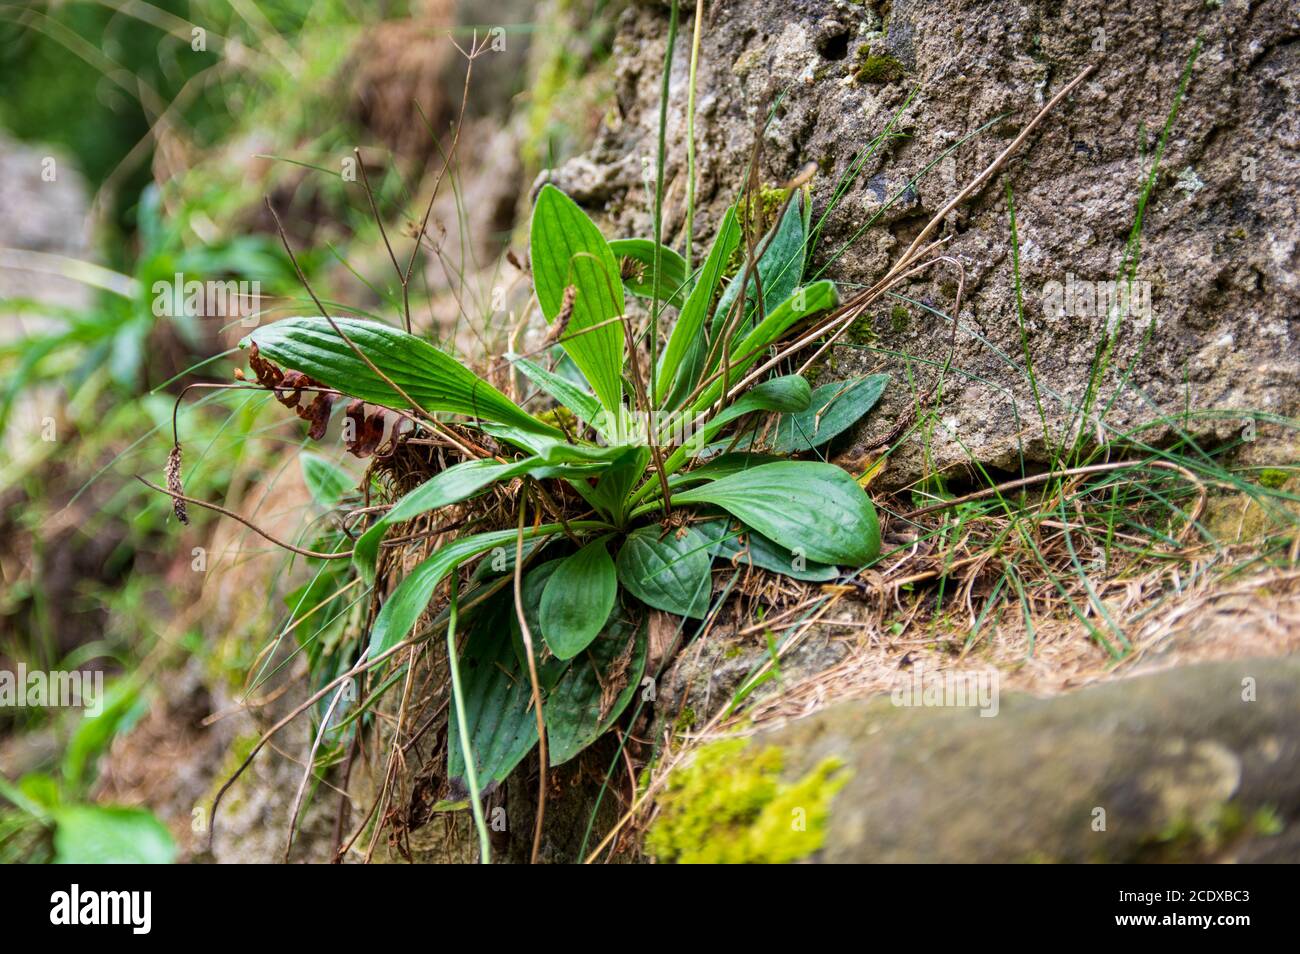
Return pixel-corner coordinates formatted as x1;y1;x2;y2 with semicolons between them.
684;0;705;282
446;568;492;864
649;0;680;405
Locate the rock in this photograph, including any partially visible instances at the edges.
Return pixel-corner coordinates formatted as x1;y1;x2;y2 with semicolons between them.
748;657;1300;862
548;0;1300;485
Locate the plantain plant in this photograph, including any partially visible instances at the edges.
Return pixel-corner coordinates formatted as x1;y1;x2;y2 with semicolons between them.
235;181;887;793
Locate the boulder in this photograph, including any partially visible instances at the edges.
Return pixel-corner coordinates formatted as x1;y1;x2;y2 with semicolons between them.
548;0;1300;484
750;656;1300;862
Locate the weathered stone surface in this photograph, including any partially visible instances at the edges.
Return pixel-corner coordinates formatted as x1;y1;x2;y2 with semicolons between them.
547;0;1300;485
754;657;1300;862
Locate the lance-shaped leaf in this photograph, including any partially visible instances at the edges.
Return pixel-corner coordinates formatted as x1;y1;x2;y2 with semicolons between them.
367;525;563;658
511;355;603;427
711;191;807;341
657;206;741;404
616;525;713;619
766;374;889;453
672;460;880;567
689;281;839;415
242;316;551;435
530;185;626;413
659;375;810;476
510;559;570;691
546;613;647;765
447;594;538;789
587;446;649;524
352;441;635;581
540;538;618;659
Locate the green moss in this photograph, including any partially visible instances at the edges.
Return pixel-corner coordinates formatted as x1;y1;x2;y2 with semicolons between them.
731;46;766;78
536;405;579;434
890;303;910;332
721;183;796;282
1140;801;1283;861
646;738;850;863
853;53;905;85
672;706;697;734
846;312;877;345
739;184;790;236
1257;468;1292;490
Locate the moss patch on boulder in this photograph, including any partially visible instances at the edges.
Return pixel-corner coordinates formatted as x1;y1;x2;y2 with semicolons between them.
646;737;849;863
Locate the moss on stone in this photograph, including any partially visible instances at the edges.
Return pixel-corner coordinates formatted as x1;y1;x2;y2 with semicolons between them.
853;52;905;84
739;184;790;236
1257;468;1292;490
672;705;697;734
645;737;849;863
846;312;877;344
1139;801;1283;861
890;303;910;332
731;45;766;78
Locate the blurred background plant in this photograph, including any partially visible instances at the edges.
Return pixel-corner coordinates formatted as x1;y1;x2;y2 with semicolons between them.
0;0;618;861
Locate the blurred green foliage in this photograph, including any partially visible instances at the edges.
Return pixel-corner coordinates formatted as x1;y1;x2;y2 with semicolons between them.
0;0;214;241
0;0;401;861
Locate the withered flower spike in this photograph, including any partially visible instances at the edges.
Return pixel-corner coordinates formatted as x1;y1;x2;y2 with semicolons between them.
619;256;645;283
166;443;189;525
546;285;577;345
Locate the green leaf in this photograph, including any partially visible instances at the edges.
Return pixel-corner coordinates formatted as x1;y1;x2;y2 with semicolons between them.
713;191;806;340
300;451;352;508
471;536;549;583
699;518;839;582
63;680;146;791
447;595;539;788
659;375;810;476
608;238;688;309
243;316;551;435
727;374;813;415
684;374;811;453
546;613;647;765
510;559;570;691
540;538;618;659
767;374;889;453
689;281;839;415
283;562;349;651
368;525;563;658
0;771;57;823
673;461;880;566
667;453;785;490
587;446;650;524
616;525;713;619
353;443;632;581
658;206;741;403
530;184;626;412
52;805;176;864
512;355;603;429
